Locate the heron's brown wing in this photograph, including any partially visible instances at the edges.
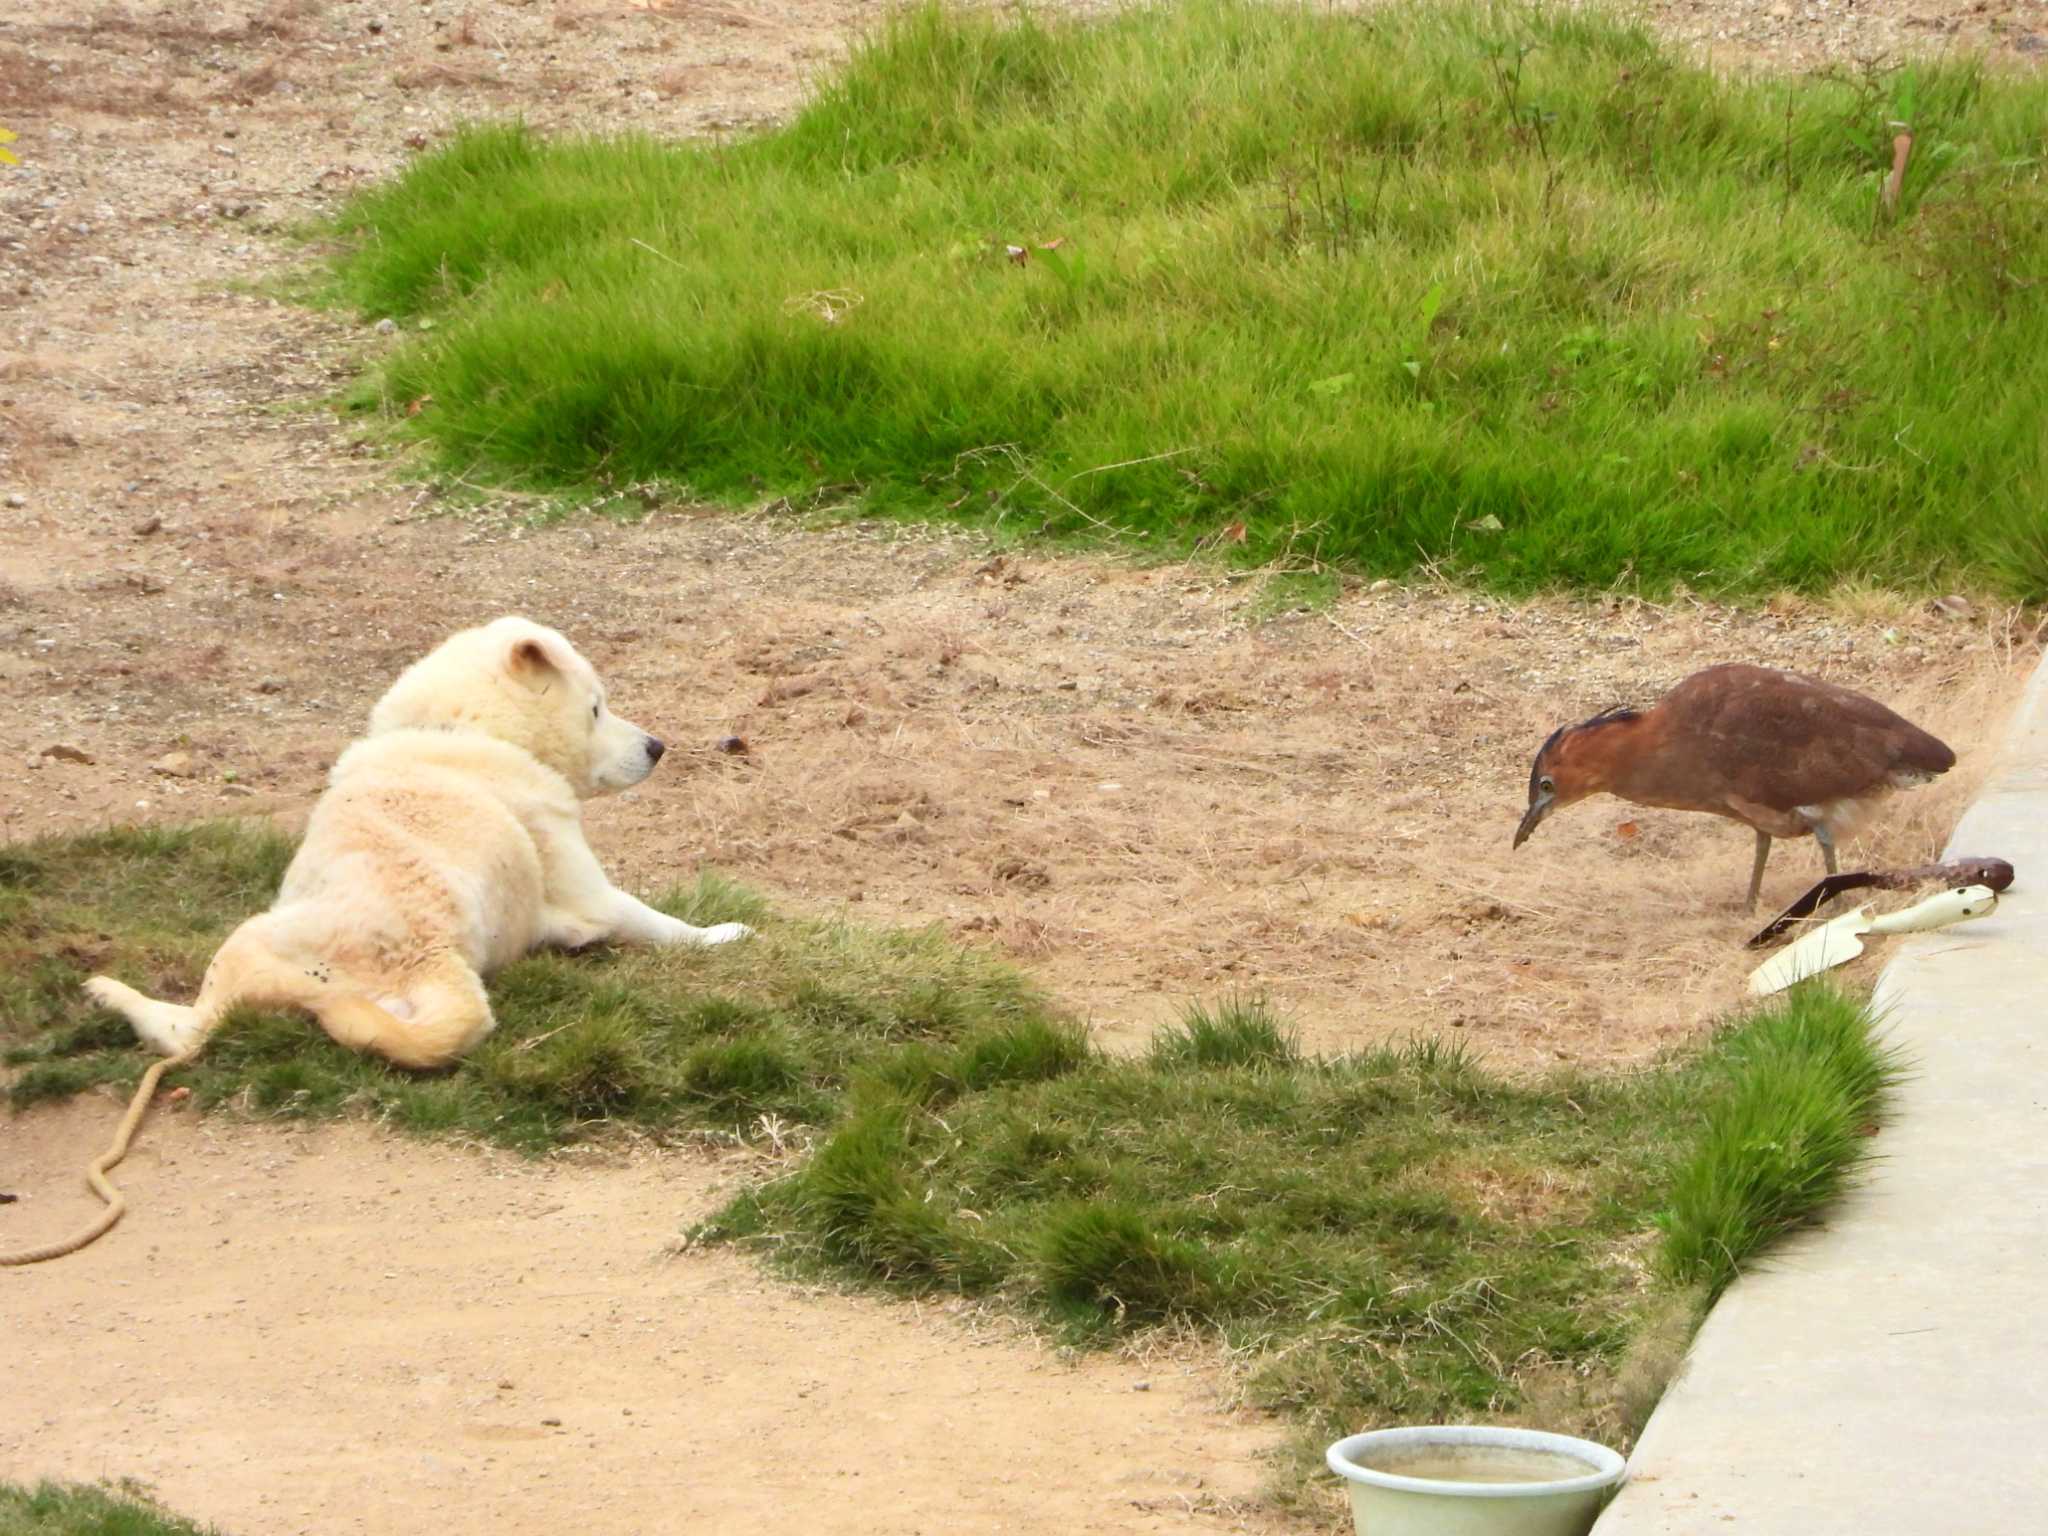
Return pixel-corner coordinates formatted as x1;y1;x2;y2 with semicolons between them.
1664;665;1953;811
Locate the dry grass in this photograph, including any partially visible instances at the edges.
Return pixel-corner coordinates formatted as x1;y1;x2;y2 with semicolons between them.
632;547;2040;1073
0;405;73;487
395;62;507;93
213;59;288;105
0;47;62;111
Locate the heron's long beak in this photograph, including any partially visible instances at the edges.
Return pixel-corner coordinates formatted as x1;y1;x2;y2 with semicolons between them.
1513;796;1552;849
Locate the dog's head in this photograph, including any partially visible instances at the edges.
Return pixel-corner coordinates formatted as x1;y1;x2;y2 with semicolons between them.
368;616;666;797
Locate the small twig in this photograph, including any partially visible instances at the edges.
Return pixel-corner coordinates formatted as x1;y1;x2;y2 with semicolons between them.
629;237;687;269
512;1020;579;1054
1062;444;1203;484
1323;610;1373;648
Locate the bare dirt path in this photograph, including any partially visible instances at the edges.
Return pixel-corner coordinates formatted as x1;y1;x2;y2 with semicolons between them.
4;1100;1273;1535
1;3;2043;1533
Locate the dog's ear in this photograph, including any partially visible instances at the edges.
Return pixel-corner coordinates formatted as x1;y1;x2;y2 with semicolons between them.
506;631;568;685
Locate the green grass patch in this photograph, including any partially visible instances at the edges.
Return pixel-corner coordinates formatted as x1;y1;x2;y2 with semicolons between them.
706;985;1898;1485
0;1481;226;1536
1657;985;1900;1297
0;821;1053;1153
324;0;2048;599
3;821;1894;1492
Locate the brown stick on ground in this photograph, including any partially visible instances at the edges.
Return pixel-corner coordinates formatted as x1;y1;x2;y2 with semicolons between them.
1747;857;2016;948
0;1042;205;1265
1882;128;1914;214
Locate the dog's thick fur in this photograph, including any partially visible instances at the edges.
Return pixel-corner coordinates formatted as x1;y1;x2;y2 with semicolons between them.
85;616;748;1070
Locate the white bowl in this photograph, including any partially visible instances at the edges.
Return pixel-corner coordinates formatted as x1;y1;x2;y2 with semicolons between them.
1326;1425;1626;1536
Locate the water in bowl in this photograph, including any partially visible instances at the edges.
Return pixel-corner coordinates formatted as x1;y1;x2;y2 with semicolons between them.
1367;1446;1595;1486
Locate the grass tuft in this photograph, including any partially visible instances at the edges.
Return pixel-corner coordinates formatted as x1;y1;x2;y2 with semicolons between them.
1656;986;1901;1297
1150;993;1298;1068
324;0;2048;599
788;1103;1000;1286
1038;1202;1221;1324
950;1016;1093;1091
0;1480;227;1536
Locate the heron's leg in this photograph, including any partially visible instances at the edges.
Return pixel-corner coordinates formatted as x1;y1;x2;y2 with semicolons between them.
1747;830;1772;911
1813;823;1838;877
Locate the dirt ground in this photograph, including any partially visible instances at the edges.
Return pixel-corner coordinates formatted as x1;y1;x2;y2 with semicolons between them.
2;3;2044;1532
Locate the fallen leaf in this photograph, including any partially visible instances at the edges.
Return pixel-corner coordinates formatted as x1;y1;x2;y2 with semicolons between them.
405;394;434;417
1615;820;1640;841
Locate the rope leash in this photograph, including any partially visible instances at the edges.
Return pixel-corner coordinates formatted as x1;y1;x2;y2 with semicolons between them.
1;1043;206;1267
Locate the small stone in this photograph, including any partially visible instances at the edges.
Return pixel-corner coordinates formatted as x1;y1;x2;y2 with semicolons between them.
714;735;749;755
133;513;162;536
4;493;24;509
1132;1381;1151;1391
221;783;257;797
1932;594;1972;619
374;318;398;335
151;751;198;778
1368;578;1395;593
255;677;285;694
42;742;94;764
540;1417;561;1428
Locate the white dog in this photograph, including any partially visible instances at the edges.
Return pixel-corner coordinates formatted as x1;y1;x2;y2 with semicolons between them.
84;616;749;1070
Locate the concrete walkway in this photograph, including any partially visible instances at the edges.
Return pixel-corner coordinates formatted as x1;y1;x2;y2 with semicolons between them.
1595;653;2048;1534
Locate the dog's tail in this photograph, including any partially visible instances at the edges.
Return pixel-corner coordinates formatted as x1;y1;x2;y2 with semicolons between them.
306;968;493;1070
86;922;493;1071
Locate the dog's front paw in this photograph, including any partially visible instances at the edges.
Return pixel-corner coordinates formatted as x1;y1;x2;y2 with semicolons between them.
700;921;753;946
